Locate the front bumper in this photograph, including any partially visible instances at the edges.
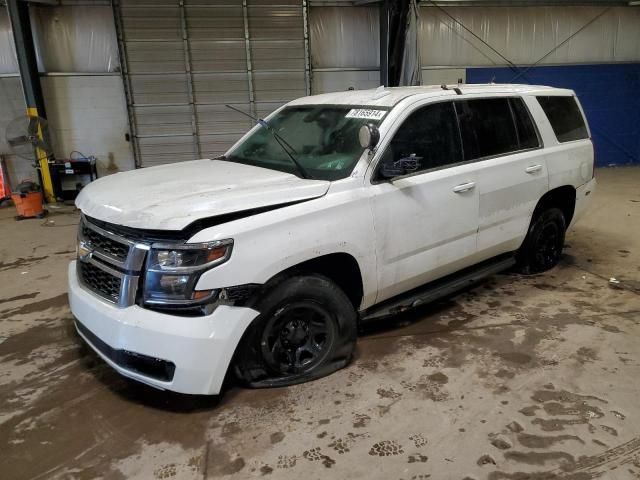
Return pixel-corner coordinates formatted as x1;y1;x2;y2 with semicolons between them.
68;261;259;395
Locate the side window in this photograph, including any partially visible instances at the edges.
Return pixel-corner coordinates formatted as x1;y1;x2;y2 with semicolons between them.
456;98;519;161
536;95;589;143
381;101;463;174
510;97;540;149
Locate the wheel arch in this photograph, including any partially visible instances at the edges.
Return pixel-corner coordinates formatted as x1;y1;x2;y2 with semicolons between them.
261;252;365;311
533;185;576;226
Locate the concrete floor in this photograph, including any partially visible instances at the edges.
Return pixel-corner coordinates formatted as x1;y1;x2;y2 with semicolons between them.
1;167;639;480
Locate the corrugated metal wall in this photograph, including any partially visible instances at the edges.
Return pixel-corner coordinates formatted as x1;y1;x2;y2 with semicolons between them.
419;6;640;67
309;6;380;93
0;8;18;74
418;5;640;84
30;5;119;73
115;0;309;167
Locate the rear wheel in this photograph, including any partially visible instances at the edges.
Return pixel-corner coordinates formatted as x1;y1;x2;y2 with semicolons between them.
234;274;357;388
517;207;566;274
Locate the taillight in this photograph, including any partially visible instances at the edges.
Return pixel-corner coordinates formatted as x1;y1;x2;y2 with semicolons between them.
591;140;596;179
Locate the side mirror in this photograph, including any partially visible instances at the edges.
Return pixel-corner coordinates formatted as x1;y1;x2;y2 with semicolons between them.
380;154;422;179
358;123;380;150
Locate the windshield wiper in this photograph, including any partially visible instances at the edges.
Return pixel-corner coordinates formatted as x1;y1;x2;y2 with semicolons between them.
225;104;310;179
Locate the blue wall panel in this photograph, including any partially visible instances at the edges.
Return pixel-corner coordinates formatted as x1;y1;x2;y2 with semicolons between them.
466;63;640;167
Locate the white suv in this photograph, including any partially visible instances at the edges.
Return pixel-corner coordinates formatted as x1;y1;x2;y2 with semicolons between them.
68;84;596;395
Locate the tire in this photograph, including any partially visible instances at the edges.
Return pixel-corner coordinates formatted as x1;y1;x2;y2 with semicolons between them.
517;207;566;274
233;274;357;388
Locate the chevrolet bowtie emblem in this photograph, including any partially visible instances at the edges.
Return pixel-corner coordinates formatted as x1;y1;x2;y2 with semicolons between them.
78;241;93;263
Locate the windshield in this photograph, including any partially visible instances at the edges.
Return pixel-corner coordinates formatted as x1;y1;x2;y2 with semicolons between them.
225;106;387;181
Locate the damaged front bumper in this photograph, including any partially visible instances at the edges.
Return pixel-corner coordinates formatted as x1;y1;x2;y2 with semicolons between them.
68;261;259;395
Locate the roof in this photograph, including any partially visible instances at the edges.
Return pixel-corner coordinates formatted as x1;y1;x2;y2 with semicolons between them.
287;84;568;108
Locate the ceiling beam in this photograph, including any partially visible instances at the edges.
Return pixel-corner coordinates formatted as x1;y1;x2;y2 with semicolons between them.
419;0;630;5
314;0;638;5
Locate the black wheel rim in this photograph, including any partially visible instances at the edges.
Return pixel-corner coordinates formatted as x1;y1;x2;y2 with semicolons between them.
261;301;336;375
535;222;562;269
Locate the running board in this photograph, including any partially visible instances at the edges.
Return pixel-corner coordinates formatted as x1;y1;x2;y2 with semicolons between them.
360;254;516;322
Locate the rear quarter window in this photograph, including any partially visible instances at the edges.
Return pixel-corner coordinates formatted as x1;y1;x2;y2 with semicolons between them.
509;97;540;149
536;95;589;143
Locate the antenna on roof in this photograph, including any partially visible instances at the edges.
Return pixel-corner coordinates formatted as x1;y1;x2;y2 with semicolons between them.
490;76;496;84
372;85;391;100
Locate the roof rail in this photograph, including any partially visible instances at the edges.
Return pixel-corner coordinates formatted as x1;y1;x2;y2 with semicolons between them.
441;84;463;96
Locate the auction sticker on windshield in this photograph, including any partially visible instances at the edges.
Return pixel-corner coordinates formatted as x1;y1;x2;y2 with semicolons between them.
345;109;387;120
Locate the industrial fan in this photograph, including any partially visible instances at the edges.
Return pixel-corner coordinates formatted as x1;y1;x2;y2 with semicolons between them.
6;114;53;164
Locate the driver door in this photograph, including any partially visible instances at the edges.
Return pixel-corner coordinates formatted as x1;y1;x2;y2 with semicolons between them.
368;100;480;303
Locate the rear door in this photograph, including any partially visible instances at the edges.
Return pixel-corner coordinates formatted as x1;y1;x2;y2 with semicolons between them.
457;96;549;259
535;94;593;190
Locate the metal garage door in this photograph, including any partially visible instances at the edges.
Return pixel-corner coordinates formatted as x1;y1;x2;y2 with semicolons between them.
113;0;310;167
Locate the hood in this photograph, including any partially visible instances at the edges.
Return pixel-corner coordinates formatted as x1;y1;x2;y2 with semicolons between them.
76;160;330;230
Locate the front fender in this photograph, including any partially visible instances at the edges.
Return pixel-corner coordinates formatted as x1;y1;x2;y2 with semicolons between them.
192;187;378;309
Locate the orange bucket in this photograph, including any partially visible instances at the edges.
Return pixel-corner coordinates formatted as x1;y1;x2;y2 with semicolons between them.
12;190;46;220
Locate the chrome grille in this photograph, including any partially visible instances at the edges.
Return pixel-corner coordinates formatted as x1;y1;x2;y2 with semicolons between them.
81;224;129;261
78;261;122;302
77;216;149;307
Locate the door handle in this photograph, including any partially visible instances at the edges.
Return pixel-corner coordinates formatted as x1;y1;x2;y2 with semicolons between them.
453;181;476;193
525;164;543;174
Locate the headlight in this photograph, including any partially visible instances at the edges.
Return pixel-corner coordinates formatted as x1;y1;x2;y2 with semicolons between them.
143;239;232;307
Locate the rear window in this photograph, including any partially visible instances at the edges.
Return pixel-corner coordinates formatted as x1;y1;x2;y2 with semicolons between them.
456;98;519;161
536;95;589;143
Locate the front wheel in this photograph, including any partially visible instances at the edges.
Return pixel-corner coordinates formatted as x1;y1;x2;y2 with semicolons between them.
233;274;357;388
517;207;566;274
